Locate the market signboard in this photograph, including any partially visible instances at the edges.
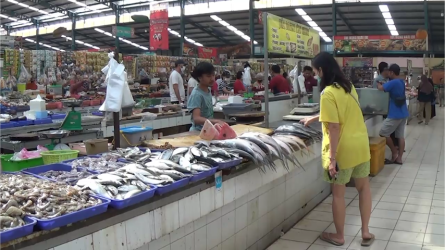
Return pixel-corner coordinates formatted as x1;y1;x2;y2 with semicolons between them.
183;45;196;56
150;3;169;50
112;26;134;38
334;35;427;52
198;47;218;60
266;13;320;58
343;57;373;67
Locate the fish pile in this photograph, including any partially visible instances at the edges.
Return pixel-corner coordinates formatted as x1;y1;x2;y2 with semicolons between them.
274;123;323;142
1;204;27;232
68;156;126;173
39;168;92;183
0;174;103;219
74;160;195;199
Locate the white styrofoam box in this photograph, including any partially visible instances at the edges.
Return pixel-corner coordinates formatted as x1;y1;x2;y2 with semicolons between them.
221;210;236;242
125;213;152;249
92;223;127;250
161;202;180;235
179;193;200;228
194;226;207;250
148;234;170;250
223;178;236;206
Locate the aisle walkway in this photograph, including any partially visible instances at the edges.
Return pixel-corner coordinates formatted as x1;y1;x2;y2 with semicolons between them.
267;108;444;250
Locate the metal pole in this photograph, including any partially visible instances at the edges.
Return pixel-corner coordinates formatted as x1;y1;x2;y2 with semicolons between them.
71;15;76;51
115;7;120;51
180;0;185;56
113;7;121;149
36;21;40;50
332;0;337;57
423;0;430;56
6;26;11;36
249;0;255;56
263;12;269;128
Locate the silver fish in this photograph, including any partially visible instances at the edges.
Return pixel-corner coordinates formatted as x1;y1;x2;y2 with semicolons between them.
134;173;166;185
191;163;211;172
144;161;173;170
86;182;111;199
97;173;123;182
117;185;139;192
106;185;119;196
172;147;189;156
123;190;142;199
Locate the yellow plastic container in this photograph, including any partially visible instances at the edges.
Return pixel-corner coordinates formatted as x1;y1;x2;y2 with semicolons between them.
17;83;26;92
369;137;386;176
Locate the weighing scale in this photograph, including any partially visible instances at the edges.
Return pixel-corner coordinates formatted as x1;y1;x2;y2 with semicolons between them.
60;100;83;131
284;103;320;122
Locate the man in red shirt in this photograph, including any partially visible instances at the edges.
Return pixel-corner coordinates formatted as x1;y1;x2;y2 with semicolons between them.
303;66;317;93
269;65;290;94
233;71;246;95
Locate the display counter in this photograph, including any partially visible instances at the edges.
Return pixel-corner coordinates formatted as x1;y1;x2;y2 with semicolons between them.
2;114;385;250
406;95;418;125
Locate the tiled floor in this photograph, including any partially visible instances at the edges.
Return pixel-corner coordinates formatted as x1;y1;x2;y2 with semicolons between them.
267;107;444;250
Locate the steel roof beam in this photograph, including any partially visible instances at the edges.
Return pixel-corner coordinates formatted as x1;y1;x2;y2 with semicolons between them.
0;8;36;25
73;31;115;48
184;18;234;45
28;0;74;18
335;7;355;35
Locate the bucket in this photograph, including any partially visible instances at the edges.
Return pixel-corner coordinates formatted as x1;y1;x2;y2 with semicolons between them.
17;83;26;93
119;126;153;148
85;139;109;155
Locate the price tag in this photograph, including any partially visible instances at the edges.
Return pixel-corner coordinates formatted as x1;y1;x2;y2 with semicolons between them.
215;171;222;191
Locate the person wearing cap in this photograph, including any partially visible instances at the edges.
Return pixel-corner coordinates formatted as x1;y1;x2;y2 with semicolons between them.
169;59;187;104
252;73;265;92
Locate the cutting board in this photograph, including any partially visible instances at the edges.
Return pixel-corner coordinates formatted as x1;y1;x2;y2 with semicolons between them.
282;115;313;121
144;124;273;147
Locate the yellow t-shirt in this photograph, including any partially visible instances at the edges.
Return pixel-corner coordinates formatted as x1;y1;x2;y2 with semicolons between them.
319;84;370;170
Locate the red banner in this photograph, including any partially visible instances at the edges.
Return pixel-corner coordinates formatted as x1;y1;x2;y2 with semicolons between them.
198;47;218;59
150;3;169;50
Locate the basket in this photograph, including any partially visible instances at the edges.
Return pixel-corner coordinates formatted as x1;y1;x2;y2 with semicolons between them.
0;154;44;172
40;150;79;164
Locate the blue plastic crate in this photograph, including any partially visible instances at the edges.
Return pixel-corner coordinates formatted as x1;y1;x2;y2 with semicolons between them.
50;113;66;120
190;167;219;183
0;217;36;243
156;178;190;195
218;157;243;170
22;163;96;184
0;122;16;129
62;155;100;165
34;118;52;125
32;196;110;231
17;120;34;126
92;111;104;116
103;185;157;209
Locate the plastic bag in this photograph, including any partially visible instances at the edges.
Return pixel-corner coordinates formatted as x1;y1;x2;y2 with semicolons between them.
121;70;135;107
10;146;48;160
139;112;158;122
99;52;124;112
17;65;30;83
6;75;17;89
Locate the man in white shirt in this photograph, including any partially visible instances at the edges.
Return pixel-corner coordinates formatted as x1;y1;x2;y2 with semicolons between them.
169;59;186;104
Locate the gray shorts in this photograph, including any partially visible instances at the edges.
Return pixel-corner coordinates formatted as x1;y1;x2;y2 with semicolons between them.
380;118;407;138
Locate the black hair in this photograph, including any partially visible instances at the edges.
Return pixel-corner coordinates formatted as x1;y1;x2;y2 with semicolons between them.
244;62;251;68
271;65;281;74
303;66;313;72
389;64;401;76
192;62;215;80
378;62;388;74
312;51;351;93
236;71;243;79
283;72;288;78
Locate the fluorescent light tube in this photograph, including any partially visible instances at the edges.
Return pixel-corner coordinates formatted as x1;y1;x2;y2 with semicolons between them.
379;5;389;12
295;8;306;16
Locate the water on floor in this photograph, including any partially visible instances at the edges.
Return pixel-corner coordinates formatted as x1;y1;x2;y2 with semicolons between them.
267;108;444;250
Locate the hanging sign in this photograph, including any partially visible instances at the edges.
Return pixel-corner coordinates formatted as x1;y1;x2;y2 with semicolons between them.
266;13;320;58
183;44;196;56
150;3;169;50
112;26;134;38
198;47;218;59
334;35;427;52
343;57;373;67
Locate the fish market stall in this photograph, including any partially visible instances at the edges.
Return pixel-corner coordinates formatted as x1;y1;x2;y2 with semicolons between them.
1;123;330;250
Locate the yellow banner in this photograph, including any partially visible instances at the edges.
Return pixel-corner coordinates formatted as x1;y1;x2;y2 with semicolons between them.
266;13;320;58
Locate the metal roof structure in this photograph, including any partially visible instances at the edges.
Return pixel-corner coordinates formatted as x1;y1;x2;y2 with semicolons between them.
1;0;444;55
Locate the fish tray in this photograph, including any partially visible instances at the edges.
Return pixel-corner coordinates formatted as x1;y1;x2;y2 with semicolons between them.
102;185;157;209
190;167;219;183
0;217;37;243
31;196;110;231
155;178;190;195
22;163;96;185
218;157;243;170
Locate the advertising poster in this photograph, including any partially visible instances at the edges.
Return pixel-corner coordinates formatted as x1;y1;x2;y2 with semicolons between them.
198;47;218;59
334;35;427;52
343;57;373;67
150;3;169;50
266;13;320;58
183;44;196;56
218;43;251;58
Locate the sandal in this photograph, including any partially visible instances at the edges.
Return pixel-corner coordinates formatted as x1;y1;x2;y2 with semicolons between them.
384;159;393;164
319;232;344;246
361;234;375;246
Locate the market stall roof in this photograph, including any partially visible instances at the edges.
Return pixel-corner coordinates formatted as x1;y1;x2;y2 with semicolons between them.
5;1;444;54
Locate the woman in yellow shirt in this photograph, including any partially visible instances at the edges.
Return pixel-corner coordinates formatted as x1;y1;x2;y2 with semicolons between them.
303;52;374;247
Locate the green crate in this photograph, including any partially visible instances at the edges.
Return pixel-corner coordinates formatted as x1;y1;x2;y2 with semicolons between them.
1;154;45;172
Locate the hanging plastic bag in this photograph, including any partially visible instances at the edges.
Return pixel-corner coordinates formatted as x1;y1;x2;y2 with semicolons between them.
17;65;30;84
6;75;16;89
121;70;135;108
99;52;124;112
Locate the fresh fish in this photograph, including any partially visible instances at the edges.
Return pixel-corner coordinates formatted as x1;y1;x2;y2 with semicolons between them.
146;167;162;176
172;147;189;156
144;161;173;170
157;159;194;174
123;166;152;176
160;149;173;160
225;148;258;165
159;175;175;183
97;173;123;182
86;182;111;199
106;185;119;196
273;138;304;170
191;163;212;172
134;173;166;185
158;170;190;180
117;185;139;192
179;156;192;171
135;180;148;190
193;156;218;167
115;194;124;200
272;135;302;151
123;190;142;199
190;146;202;157
239;134;272;156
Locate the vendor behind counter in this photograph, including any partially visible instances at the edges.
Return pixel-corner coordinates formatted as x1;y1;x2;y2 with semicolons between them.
187;62;227;131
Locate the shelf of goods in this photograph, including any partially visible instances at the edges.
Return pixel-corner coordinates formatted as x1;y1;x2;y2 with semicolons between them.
0;123;327;250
